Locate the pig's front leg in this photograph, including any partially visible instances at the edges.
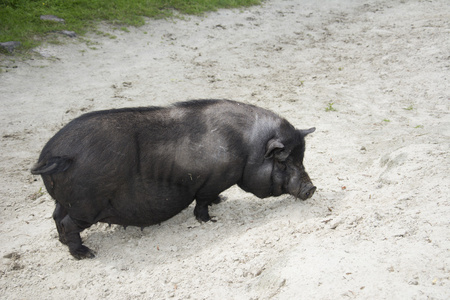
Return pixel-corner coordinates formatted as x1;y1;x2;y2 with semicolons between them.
194;195;221;222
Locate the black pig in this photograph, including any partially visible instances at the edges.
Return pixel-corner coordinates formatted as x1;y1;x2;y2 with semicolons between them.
31;100;316;259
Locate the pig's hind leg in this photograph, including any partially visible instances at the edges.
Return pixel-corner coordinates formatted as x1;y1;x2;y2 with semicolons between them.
59;214;95;259
52;203;68;244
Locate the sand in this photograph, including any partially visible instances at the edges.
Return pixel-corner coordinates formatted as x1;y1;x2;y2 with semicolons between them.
1;0;449;298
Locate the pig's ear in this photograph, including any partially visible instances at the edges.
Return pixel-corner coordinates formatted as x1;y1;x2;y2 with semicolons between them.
265;139;285;159
298;127;316;137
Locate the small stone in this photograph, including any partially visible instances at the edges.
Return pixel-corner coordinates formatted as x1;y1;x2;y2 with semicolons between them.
254;268;264;277
40;15;65;23
59;30;77;38
0;41;21;53
329;217;344;229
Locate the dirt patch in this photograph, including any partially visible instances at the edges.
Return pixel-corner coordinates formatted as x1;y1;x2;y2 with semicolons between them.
1;0;449;298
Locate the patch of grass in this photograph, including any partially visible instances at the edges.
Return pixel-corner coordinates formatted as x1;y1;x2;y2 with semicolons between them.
383;119;390;122
0;0;261;52
403;105;414;111
29;187;45;201
414;125;424;128
325;102;337;112
93;30;117;39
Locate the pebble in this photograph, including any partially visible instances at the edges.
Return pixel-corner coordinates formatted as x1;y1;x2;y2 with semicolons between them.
40;15;65;23
0;41;21;53
59;30;77;38
329;217;344;229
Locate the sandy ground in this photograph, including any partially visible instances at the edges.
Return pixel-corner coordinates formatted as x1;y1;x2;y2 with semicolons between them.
1;0;449;299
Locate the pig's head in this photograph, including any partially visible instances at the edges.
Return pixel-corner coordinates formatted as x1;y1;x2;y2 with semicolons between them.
264;127;316;200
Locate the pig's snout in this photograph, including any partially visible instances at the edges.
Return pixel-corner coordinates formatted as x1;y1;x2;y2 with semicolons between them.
299;183;316;200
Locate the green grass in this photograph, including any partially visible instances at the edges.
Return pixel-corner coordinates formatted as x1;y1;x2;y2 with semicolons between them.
0;0;261;51
325;102;337;112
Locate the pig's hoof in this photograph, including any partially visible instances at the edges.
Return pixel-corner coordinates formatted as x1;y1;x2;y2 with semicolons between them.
196;215;216;223
70;245;96;260
195;210;217;223
194;203;212;222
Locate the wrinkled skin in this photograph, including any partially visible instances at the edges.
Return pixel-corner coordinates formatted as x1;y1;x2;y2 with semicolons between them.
31;99;316;259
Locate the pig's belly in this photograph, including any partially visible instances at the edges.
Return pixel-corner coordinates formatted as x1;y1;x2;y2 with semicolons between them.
99;180;196;227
